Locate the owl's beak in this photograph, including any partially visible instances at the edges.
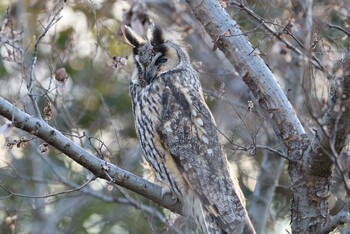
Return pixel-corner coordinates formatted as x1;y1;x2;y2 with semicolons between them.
144;66;156;84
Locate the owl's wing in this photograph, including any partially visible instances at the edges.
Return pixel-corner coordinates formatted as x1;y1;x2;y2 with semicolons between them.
157;82;246;233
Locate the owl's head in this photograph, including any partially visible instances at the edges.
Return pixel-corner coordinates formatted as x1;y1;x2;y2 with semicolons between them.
123;24;189;85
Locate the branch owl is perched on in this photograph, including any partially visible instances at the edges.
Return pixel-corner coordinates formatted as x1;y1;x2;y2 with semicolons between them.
124;24;255;234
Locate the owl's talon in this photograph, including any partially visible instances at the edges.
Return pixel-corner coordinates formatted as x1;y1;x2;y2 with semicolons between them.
161;187;178;205
161;186;170;196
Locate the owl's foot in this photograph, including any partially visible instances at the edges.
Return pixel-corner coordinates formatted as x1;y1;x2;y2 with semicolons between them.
161;186;178;205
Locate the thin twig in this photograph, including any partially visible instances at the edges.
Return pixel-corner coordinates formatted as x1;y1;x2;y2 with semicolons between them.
255;144;289;160
326;23;350;37
38;152;167;223
228;0;332;78
0;177;95;199
27;1;65;118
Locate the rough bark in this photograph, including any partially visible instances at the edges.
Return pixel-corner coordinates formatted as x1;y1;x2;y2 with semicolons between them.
301;53;350;232
184;0;350;233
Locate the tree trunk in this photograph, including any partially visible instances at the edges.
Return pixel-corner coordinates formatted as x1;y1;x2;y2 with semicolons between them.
184;0;350;233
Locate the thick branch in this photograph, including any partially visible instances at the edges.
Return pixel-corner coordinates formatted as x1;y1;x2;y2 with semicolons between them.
306;71;350;177
303;51;350;227
184;1;345;233
321;52;350;152
0;97;181;214
185;0;306;161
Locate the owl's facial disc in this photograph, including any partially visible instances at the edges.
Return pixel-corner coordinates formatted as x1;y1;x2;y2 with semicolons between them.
124;24;182;86
134;43;179;85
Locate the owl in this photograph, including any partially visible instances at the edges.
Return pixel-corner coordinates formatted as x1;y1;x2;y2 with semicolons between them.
123;24;255;234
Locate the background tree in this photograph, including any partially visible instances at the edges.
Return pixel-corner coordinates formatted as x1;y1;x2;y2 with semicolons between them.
0;0;349;233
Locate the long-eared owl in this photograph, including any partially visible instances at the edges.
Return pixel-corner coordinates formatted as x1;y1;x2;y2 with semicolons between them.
123;24;255;234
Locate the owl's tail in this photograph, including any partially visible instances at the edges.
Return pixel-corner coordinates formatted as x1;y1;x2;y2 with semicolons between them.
183;190;255;234
182;191;225;234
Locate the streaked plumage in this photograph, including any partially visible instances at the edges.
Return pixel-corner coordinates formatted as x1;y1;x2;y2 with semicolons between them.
124;23;254;234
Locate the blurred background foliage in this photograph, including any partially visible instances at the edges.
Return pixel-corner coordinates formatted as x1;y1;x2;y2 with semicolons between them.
0;0;349;233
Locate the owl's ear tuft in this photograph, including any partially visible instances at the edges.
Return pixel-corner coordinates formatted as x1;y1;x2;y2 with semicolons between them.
147;24;164;46
122;25;145;48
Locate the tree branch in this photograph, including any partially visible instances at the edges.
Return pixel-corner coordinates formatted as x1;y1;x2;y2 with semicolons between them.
0;97;182;214
228;1;331;77
0;177;95;199
184;0;350;233
301;50;350;232
26;1;65;119
185;0;307;158
320;52;350;153
305;48;350;179
325;23;350;37
320;204;350;234
35;149;167;223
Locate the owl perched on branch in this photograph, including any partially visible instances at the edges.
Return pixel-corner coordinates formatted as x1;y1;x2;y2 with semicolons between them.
123;24;255;234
